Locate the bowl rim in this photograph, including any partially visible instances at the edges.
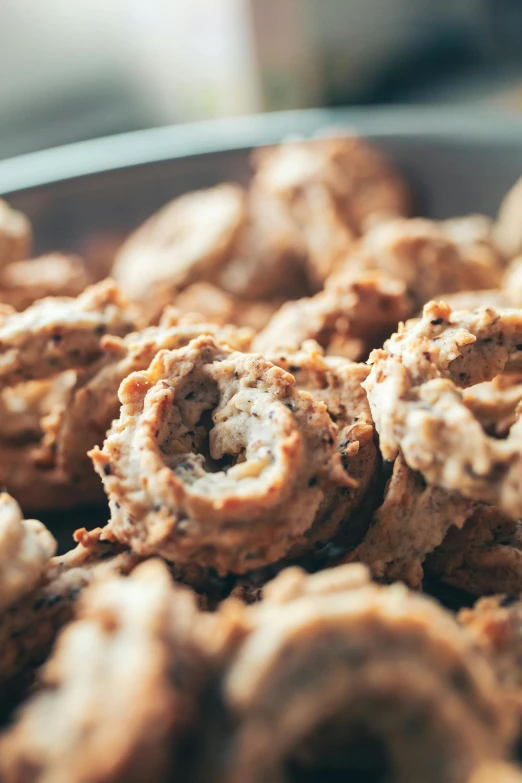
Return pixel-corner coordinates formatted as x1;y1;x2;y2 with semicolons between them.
1;105;522;196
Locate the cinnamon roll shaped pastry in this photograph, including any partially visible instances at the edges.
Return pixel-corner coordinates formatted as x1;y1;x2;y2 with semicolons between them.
197;564;514;783
0;521;139;689
0;560;206;783
91;335;352;574
365;301;522;518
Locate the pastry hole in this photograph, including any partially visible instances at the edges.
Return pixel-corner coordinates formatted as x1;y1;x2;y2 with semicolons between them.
158;375;253;477
285;723;390;783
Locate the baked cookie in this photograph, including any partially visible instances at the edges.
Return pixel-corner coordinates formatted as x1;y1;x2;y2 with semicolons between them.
91;335;350;574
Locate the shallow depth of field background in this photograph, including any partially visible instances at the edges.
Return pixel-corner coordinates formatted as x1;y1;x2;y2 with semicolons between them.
1;0;522;160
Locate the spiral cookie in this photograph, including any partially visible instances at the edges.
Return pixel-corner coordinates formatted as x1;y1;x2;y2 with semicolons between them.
265;345;378;552
253;135;409;235
253;271;412;361
340;216;503;309
0;279;135;386
198;564;514;783
112;184;247;317
0;524;140;687
251;135;410;286
0;199;32;270
0;560;206;783
426;506;522;596
364;301;522;517
91;335;350;574
348;455;479;589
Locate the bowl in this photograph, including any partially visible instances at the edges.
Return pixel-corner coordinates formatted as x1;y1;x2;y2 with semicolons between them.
2;106;522;263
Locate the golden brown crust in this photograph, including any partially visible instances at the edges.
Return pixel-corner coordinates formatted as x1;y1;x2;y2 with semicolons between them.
0;200;32;270
253;271;412;361
199;565;514;783
0;560;205;783
91;335;351;574
0;253;90;311
364;301;522;517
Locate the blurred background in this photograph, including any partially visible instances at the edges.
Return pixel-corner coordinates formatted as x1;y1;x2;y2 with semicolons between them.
1;0;522;161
